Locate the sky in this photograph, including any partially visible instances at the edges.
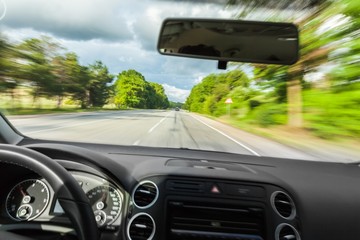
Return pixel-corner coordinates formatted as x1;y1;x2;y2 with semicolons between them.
0;0;239;102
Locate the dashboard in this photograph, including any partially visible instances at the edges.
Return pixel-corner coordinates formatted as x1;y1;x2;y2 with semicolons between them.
0;139;360;240
0;161;299;240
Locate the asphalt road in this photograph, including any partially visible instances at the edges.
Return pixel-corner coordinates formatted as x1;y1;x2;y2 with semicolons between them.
6;110;353;162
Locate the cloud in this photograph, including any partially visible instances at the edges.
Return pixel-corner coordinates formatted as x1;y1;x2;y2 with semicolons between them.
162;84;190;103
159;57;223;88
1;0;132;41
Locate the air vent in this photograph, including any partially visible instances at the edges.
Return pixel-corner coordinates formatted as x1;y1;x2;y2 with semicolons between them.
275;224;301;240
167;200;265;240
127;213;155;240
271;191;296;219
132;181;158;209
166;180;205;193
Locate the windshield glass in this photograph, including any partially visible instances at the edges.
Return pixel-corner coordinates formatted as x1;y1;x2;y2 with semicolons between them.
0;0;359;162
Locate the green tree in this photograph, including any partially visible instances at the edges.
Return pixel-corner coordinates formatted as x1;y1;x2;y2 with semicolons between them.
0;36;19;105
114;70;148;108
88;61;113;107
149;82;169;109
58;52;91;108
114;70;170;109
16;37;58;105
185;69;250;114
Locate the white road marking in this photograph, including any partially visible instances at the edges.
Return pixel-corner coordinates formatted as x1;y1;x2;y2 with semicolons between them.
190;114;261;156
132;111;172;145
133;140;140;146
148;112;172;133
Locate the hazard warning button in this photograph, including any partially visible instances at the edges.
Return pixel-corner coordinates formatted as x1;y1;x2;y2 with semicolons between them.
210;185;221;194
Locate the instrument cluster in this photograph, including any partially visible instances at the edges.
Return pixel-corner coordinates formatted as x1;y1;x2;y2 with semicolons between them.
4;171;124;229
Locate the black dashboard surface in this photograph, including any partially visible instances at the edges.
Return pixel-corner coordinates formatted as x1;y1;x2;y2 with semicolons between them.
0;138;359;240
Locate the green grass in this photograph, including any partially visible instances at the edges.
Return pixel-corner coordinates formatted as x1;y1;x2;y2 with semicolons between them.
1;107;116;116
302;87;360;139
225;87;360;140
0;89;125;115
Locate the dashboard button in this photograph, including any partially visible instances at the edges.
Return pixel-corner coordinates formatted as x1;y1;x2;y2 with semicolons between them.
210;185;221;194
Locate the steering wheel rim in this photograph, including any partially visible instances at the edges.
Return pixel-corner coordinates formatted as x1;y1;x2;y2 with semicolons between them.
0;144;99;240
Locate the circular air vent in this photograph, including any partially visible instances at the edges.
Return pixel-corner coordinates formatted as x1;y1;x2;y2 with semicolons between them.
132;181;158;209
127;213;155;240
275;223;301;240
271;191;296;219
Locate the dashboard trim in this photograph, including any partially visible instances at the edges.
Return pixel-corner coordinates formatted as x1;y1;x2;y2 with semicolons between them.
270;191;296;220
132;180;159;209
127;212;156;240
275;223;301;240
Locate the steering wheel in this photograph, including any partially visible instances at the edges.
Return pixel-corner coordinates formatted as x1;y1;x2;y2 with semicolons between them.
0;144;99;240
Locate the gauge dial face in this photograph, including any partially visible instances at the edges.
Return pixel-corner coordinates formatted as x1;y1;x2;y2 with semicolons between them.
6;179;50;221
86;185;122;227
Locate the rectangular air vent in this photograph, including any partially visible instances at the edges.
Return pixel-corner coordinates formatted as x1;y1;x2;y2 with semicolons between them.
166;180;205;193
167;200;265;240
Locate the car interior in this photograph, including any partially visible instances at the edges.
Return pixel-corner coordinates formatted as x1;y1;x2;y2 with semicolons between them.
0;5;360;240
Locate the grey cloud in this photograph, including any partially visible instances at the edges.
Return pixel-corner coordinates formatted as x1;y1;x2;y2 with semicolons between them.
1;0;132;41
162;83;190;103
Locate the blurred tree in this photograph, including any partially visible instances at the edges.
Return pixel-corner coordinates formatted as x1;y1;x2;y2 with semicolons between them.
0;36;19;105
169;101;183;109
51;55;70;108
149;82;169;109
88;61;113;107
16;37;58;106
185;69;250;114
62;53;91;109
245;1;334;127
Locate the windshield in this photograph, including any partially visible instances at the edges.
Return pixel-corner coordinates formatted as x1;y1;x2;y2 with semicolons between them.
0;0;359;162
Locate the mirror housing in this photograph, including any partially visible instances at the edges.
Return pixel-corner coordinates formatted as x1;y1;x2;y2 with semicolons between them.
157;18;299;69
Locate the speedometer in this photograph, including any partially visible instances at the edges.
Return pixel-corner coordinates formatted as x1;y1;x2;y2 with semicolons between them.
6;179;50;221
86;185;122;227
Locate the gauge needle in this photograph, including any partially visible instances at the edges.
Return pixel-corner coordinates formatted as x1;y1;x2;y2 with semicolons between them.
19;187;27;197
101;192;107;202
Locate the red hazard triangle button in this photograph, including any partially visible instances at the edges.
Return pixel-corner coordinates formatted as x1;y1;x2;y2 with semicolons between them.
211;185;221;194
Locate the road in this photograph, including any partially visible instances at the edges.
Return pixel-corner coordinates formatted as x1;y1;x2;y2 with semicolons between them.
6;110;354;162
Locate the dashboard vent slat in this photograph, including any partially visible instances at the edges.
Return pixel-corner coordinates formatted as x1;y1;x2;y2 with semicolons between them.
166;180;205;193
167;201;265;239
275;224;301;240
132;181;158;208
271;191;296;219
128;213;155;240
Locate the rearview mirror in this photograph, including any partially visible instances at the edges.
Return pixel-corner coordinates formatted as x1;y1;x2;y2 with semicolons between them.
157;18;299;68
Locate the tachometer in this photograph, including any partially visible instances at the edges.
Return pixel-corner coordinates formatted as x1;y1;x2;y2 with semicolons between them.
6;179;50;221
86;185;122;227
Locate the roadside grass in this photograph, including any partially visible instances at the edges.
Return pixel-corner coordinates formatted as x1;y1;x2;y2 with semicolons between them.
0;91;123;116
214;114;360;156
1;107;116;116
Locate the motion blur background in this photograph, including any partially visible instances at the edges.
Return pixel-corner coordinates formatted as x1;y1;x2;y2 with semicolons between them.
0;0;359;160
